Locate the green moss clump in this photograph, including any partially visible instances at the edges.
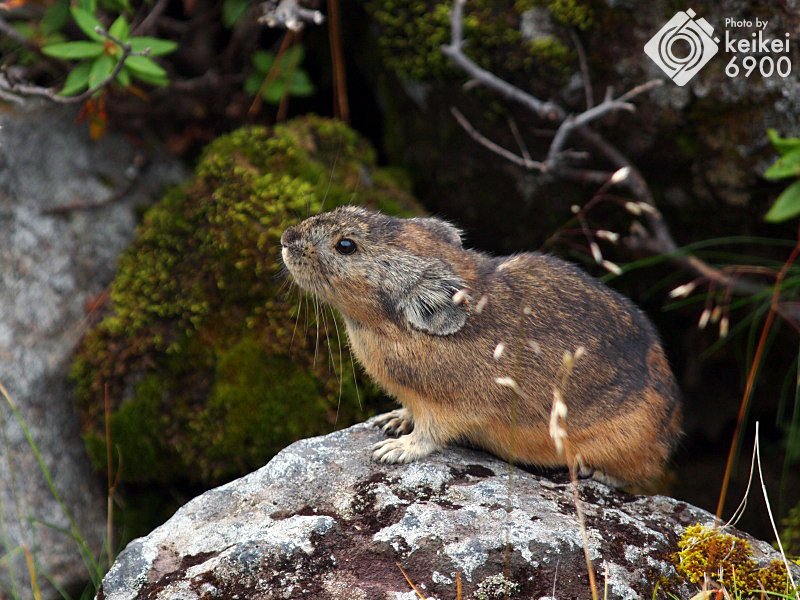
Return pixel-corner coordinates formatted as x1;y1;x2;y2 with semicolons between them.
73;115;417;486
365;0;574;83
674;524;794;597
522;0;594;30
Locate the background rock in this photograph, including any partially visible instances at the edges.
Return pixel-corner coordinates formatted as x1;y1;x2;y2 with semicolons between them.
0;102;187;598
95;419;798;600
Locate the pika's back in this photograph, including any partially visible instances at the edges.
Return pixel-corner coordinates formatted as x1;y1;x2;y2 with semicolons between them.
281;206;682;484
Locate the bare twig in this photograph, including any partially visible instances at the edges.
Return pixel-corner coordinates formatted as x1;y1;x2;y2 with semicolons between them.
259;0;325;31
450;107;543;171
131;0;170;36
441;0;563;121
506;114;532;165
0;14;40;52
569;27;593;110
0;26;152;104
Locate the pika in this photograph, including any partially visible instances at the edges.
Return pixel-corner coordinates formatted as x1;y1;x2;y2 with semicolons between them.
281;206;681;485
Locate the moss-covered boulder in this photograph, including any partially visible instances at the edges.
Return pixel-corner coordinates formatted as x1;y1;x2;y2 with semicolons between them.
72;116;419;487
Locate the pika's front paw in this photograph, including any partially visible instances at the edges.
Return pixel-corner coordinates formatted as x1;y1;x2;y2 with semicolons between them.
373;408;414;436
372;434;437;464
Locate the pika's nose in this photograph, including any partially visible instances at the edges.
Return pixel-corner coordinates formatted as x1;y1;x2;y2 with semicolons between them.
281;226;300;247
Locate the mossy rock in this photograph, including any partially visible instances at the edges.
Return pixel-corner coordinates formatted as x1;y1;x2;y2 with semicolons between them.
73;116;419;486
673;524;793;597
363;0;606;85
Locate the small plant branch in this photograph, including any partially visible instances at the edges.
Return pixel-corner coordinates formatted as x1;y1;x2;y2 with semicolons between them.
450;107;544;170
0;26;152;104
441;0;563;121
0;14;41;53
131;0;170;36
259;0;325;31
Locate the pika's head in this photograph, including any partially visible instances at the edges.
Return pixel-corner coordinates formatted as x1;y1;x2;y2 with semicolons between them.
281;206;469;335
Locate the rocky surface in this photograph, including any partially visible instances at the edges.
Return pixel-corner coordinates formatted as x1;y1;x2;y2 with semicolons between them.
0;102;187;598
96;419;796;600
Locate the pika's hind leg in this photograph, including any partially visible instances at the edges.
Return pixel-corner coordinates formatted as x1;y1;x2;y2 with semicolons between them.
372;414;441;464
373;408;414;436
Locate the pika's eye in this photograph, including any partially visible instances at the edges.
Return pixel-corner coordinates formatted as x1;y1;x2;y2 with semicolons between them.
335;238;357;255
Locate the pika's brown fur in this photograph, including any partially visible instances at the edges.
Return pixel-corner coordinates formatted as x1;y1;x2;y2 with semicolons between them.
281;206;682;485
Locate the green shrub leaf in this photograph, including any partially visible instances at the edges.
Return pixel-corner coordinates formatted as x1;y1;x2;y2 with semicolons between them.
42;40;104;59
765;180;800;223
58;61;93;95
116;65;131;87
108;15;130;41
129;36;178;56
88;53;114;89
70;7;104;42
764;147;800;180
41;0;70;35
125;55;167;78
767;128;800;156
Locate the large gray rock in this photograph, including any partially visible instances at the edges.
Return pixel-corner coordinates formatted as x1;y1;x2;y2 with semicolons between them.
95;419;797;600
0;103;187;598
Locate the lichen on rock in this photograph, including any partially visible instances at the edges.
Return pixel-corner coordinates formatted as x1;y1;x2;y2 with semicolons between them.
94;419;800;600
72;115;418;488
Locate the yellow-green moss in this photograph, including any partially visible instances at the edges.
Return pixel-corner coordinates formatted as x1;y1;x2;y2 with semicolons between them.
674;524;794;597
365;0;573;83
73;115;418;486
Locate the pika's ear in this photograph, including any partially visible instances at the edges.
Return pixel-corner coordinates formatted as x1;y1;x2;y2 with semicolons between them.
396;260;468;336
408;217;463;247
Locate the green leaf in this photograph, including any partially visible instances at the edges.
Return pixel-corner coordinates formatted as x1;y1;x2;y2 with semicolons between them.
288;69;314;96
251;50;274;73
41;0;70;35
42;40;105;59
767;129;800;156
263;80;286;104
125;55;167;78
88;53;114;89
765;180;800;223
108;15;129;41
222;0;248;28
76;0;97;15
129;36;178;56
70;7;104;42
116;65;131;87
58;60;93;95
128;68;168;86
764;147;800;180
